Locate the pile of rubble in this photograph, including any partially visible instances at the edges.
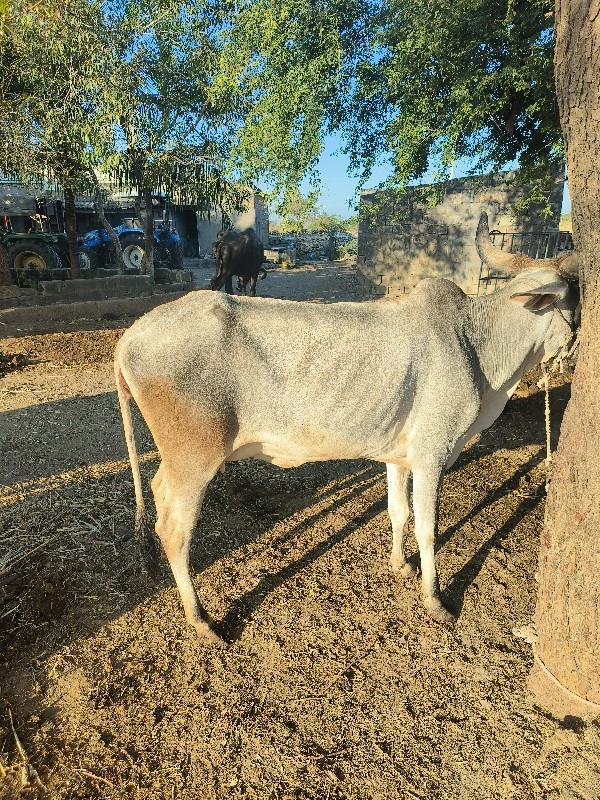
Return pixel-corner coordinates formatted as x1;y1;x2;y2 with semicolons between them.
269;230;356;261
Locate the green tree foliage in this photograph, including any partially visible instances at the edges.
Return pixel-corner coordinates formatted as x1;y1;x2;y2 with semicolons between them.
0;0;561;236
10;6;115;267
221;0;376;211
0;0;128;273
218;0;561;210
277;191;320;234
277;192;355;235
343;0;560;199
0;2;113;189
102;0;252;272
0;0;255;274
104;1;249;211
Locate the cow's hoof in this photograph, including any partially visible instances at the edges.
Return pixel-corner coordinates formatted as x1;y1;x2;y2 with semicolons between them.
424;599;456;626
390;559;417;578
400;561;418;578
193;621;226;646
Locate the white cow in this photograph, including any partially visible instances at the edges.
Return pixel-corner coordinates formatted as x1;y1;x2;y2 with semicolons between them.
115;214;578;641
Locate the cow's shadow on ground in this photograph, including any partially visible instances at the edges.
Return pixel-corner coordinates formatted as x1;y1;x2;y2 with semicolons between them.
0;378;570;671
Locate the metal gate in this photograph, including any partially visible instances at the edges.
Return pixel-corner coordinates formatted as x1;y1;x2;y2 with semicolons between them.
477;230;574;295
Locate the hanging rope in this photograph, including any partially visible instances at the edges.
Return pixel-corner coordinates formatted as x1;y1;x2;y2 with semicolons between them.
537;364;552;491
536;328;580;492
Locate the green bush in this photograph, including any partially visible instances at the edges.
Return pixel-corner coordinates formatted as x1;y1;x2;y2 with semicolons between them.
338;239;357;258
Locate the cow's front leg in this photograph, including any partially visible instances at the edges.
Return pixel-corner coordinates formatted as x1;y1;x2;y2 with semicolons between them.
249;275;257;297
210;270;228;292
386;463;416;577
411;463;455;624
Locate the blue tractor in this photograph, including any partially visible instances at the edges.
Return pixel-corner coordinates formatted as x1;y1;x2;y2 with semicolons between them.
78;218;184;273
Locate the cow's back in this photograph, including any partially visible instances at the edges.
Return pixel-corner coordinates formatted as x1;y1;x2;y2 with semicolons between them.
116;283;478;464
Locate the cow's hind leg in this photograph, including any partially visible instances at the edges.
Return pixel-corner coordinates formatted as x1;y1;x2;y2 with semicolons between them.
152;463;222;643
411;463;455;625
386;463;416;577
249;275;257;297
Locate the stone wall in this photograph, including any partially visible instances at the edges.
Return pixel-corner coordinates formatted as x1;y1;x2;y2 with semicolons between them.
268;230;356;261
357;170;565;298
0;274;196;336
0;274;193;311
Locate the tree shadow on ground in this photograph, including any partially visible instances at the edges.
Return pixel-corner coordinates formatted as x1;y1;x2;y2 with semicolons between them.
215;494;388;642
0;374;569;685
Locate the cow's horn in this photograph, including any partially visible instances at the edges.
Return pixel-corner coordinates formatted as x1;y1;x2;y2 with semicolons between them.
476;212;578;278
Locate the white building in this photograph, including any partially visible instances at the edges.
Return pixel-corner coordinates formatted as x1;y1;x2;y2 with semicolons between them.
195;192;269;257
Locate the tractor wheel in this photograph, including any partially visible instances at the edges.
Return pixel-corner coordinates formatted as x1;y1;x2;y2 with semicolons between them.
120;233;146;272
78;251;91;272
166;239;184;270
7;241;61;272
79;248;103;271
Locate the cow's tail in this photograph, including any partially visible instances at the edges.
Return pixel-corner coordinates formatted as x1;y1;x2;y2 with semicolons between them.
258;266;267;280
115;360;161;581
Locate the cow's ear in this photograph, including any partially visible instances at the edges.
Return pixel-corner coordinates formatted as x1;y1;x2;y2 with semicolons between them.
510;292;557;310
509;278;569;310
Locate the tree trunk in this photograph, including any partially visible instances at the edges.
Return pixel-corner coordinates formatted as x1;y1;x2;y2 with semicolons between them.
143;188;154;277
327;231;337;261
93;187;124;274
135;190;143;227
63;186;81;278
528;0;600;718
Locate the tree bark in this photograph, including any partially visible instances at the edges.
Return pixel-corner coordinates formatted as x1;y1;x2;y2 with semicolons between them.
93;187;124;274
528;0;600;718
143;187;154;277
63;186;81;278
135;189;143;227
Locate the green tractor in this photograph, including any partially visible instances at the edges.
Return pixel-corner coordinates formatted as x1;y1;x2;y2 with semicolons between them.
0;194;72;285
1;229;71;276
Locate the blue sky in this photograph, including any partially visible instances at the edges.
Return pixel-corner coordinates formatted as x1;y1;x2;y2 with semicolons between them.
302;133;392;217
309;133;571;218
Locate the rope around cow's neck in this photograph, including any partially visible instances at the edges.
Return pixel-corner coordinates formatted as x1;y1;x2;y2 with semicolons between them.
543;366;552;486
538;331;580;492
537;364;552;492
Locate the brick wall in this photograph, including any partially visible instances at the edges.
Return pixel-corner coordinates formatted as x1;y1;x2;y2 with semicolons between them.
357;169;565;298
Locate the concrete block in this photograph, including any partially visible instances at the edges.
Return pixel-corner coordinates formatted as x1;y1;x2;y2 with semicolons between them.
154;268;174;284
0;285;24;299
93;268;119;278
166;283;190;293
0;292;189;336
174;270;194;283
40;275;154;303
18;297;42;307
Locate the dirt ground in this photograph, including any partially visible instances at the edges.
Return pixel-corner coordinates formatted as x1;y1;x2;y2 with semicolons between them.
1;262;599;800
